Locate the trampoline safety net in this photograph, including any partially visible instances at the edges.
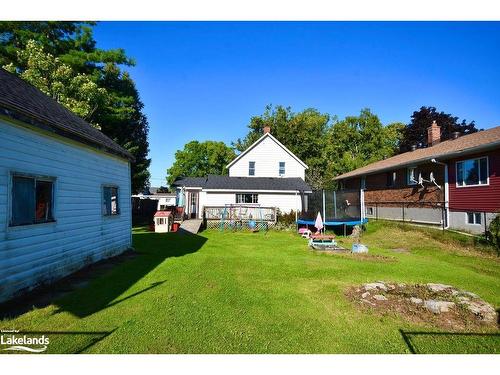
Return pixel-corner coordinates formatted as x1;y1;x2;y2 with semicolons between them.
299;189;364;225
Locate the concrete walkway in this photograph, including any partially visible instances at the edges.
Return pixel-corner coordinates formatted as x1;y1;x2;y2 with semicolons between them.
179;219;203;234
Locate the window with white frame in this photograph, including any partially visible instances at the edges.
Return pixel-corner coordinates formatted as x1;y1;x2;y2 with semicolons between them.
249;161;255;176
466;212;482;225
279;161;285;176
10;174;55;226
103;186;119;216
456;157;488;187
236;193;258;204
407;167;417;185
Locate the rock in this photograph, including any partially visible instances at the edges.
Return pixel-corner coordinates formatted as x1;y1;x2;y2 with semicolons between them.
361;292;370;299
373;294;388;301
457;296;470;303
409;297;423;305
364;282;388;292
424;300;455;314
463;301;497;323
398;283;406;288
387;284;396;291
426;283;453;293
461;291;479;299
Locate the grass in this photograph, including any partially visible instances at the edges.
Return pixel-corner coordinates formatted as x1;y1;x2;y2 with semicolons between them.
1;221;499;354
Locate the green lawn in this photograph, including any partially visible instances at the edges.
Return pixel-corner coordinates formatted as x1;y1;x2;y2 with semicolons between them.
2;221;499;354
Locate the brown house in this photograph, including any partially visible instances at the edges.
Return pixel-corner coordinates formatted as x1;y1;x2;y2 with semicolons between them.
335;122;500;234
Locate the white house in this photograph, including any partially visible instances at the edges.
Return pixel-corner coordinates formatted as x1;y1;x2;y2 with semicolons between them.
132;187;176;210
172;126;312;223
0;68;133;303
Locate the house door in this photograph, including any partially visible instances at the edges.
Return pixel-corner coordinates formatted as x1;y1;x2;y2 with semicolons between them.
190;191;199;219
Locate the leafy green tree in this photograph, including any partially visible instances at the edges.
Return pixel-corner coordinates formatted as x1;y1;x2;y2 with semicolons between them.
167;141;236;185
0;22;149;193
400;106;478;152
234;105;330;189
3;40;108;127
324;109;404;183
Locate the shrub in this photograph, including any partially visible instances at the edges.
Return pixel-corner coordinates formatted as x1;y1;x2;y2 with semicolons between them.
487;213;500;256
275;209;298;230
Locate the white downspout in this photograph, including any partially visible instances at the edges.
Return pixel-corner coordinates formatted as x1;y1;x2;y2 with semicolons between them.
431;158;449;229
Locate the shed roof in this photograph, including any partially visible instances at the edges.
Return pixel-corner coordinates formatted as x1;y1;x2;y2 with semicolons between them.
335;125;500;180
154;211;172;217
0;68;133;161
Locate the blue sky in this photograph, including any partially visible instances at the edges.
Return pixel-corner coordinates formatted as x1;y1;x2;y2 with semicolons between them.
93;21;500;186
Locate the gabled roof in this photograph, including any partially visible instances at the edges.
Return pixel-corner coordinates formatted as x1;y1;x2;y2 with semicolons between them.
335;125;500;180
172;175;312;192
0;68;133;161
226;133;308;169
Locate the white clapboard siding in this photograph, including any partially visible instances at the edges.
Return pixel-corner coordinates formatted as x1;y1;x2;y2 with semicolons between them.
228;136;306;179
0;118;132;303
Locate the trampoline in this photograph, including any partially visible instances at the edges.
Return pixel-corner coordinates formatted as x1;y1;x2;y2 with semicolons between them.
297;189;368;233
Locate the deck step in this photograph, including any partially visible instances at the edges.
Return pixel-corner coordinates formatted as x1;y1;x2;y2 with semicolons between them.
179;219;202;234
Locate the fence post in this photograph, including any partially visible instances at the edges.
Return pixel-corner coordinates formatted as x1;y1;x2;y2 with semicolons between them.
402;203;405;223
442;205;445;232
376;202;378;220
484;212;488;239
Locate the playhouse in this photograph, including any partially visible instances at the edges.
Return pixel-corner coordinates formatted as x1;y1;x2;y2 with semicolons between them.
154;211;173;233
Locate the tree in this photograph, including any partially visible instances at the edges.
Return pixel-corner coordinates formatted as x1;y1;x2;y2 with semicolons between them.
0;22;150;193
400;106;478;152
3;40;108;127
324;109;404;183
167;141;236;186
234;105;330;189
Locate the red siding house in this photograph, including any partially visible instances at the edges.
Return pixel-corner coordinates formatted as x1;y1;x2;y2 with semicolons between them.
334;122;500;234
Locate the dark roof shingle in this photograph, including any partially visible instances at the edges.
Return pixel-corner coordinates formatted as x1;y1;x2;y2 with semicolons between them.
0;68;133;160
172;175;312;191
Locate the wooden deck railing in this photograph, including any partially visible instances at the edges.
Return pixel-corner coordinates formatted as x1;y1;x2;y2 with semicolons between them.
204;205;277;222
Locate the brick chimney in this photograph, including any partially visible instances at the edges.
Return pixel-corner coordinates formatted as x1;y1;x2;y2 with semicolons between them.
263;125;271;134
427;120;441;146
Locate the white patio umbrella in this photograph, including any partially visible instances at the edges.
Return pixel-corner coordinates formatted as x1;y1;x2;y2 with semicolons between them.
314;211;324;233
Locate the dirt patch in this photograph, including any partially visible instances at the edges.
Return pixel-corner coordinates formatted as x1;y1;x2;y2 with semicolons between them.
346;282;498;331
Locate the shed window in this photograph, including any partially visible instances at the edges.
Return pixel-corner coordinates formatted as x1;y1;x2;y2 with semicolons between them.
236;193;258;204
249;161;255;176
103;186;119;216
11;175;54;226
279;162;285;176
456;157;488;187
